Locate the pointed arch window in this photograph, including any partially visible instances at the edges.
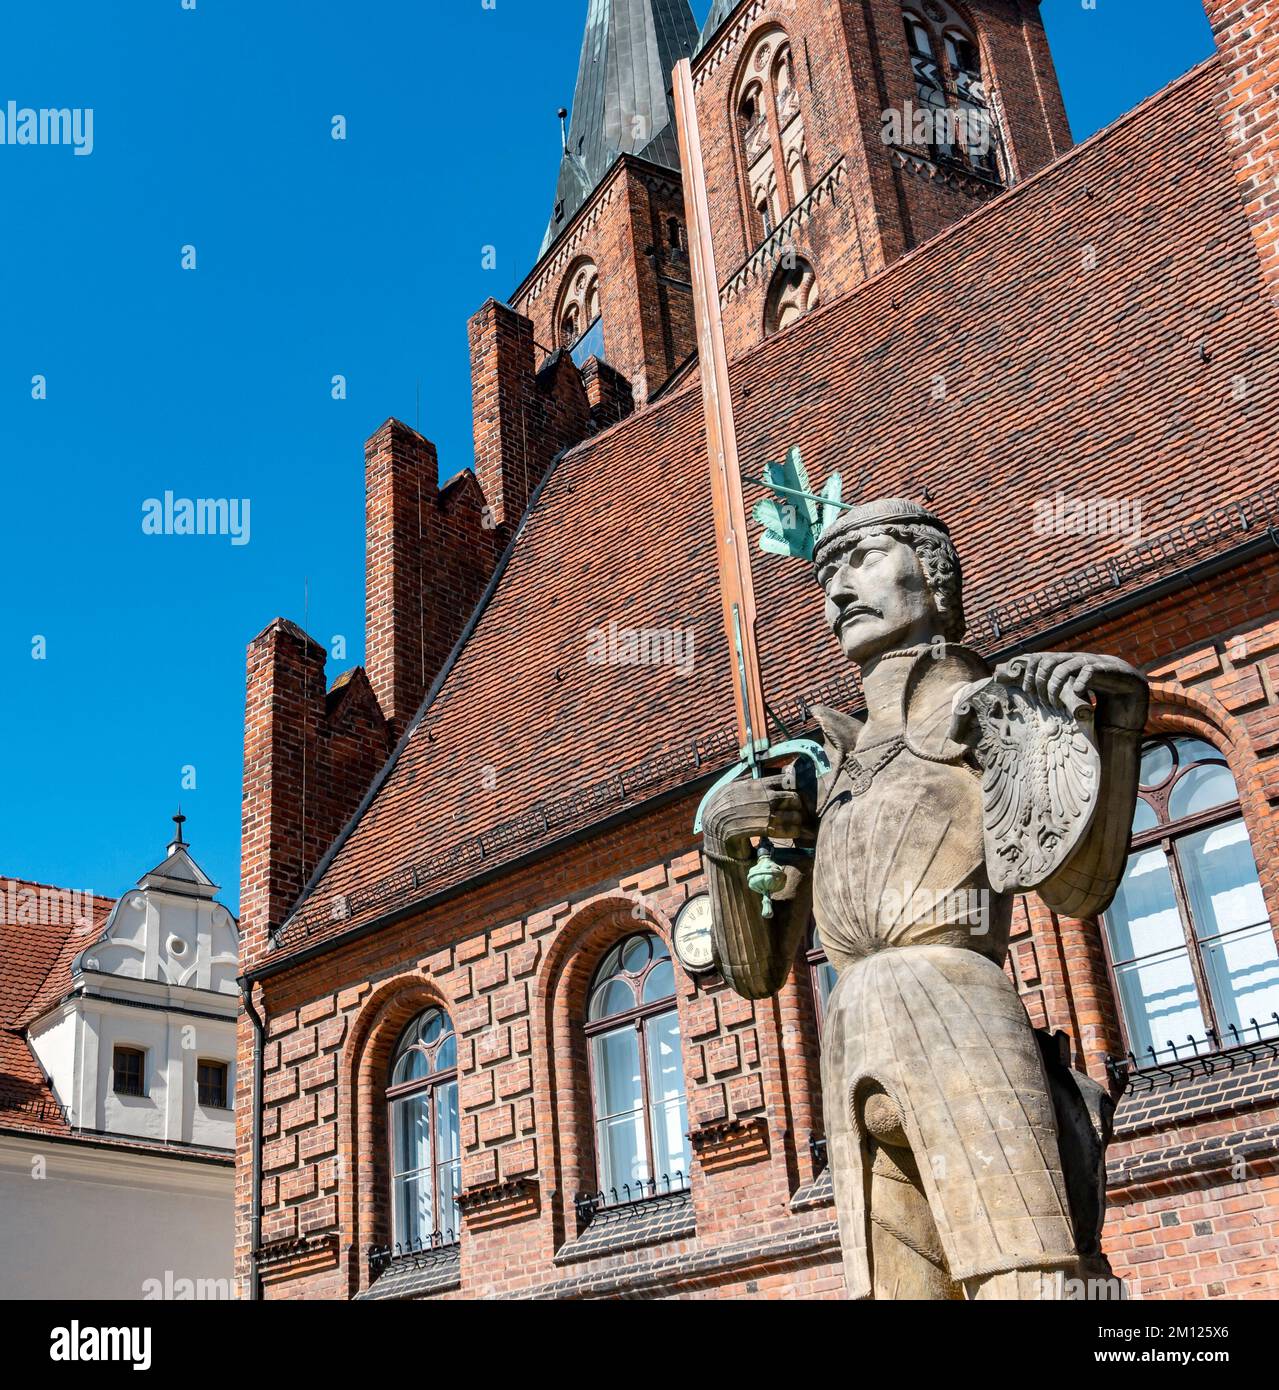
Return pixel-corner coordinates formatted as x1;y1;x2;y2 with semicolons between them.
1103;736;1279;1067
734;29;810;248
556;259;605;366
585;932;690;1199
899;4;1004;183
387;1008;460;1248
764;255;820;336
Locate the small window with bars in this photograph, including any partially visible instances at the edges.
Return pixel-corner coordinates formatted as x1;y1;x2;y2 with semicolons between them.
112;1046;147;1098
197;1059;230;1109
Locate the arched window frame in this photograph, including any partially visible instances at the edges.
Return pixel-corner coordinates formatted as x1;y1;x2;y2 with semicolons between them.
763;254;820;337
1101;734;1279;1068
555;258;605;365
732;27;809;250
385;1007;461;1249
583;931;691;1204
898;3;1005;184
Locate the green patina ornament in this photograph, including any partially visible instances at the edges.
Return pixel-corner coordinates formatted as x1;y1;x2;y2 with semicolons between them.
749;446;846;562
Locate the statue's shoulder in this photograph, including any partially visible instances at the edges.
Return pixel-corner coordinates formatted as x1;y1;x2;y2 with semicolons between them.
809;703;864;763
902;643;992;760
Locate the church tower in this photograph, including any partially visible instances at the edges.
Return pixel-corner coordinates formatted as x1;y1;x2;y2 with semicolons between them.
510;0;702;405
503;1;1074;405
690;0;1072;354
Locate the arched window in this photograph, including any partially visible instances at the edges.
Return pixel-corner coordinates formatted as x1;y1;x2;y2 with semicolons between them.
734;29;809;247
739;84;769;162
556;259;605;365
807;921;837;1033
945;26;999;178
764;255;820;336
899;4;1004;183
787;143;809;203
774;45;799;126
585;932;690;1198
1103;736;1279;1065
387;1008;460;1247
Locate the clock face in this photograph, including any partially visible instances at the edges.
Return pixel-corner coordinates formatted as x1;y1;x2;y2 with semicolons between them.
674;894;716;974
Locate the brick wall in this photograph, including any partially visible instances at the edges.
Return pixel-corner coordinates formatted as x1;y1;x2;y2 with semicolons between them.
511;161;697;406
239;549;1279;1300
690;0;1072;359
1206;0;1279;312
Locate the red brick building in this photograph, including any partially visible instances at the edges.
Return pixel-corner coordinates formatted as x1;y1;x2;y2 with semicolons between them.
236;0;1279;1299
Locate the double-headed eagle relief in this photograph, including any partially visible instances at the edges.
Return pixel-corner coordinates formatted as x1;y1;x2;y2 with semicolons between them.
699;493;1149;1300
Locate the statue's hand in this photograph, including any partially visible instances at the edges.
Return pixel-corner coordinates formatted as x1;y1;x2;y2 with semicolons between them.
702;771;815;861
994;652;1147;730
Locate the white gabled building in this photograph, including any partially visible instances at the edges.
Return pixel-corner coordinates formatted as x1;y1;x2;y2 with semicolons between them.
0;818;238;1299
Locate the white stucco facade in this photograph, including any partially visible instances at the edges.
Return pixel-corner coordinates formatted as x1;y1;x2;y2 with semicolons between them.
0;1132;233;1299
3;826;240;1298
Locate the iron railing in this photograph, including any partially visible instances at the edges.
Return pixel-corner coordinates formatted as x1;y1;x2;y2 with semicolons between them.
367;1229;460;1278
0;1089;68;1124
1105;1015;1279;1090
573;1171;689;1226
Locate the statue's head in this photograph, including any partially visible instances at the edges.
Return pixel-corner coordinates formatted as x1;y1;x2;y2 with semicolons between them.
813;498;965;664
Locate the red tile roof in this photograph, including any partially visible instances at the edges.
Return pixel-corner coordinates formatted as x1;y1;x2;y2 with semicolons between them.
0;879;116;1136
272;58;1279;961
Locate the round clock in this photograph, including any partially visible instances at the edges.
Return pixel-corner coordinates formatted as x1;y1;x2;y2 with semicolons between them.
673;894;716;974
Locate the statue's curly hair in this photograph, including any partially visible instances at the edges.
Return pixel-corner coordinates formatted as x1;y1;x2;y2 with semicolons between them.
814;523;966;644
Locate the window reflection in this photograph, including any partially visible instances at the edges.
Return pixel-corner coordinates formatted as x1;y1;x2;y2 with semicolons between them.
1104;736;1279;1063
586;932;690;1198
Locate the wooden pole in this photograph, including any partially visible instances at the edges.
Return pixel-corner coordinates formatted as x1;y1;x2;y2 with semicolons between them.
673;59;770;767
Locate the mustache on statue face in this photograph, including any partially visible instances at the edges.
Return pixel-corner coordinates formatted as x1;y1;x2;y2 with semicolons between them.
836;604;882;633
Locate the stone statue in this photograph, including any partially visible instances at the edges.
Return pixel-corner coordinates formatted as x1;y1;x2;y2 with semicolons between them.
700;498;1148;1300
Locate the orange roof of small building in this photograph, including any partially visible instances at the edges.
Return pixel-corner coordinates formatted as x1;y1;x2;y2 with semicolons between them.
272;58;1279;962
0;879;116;1136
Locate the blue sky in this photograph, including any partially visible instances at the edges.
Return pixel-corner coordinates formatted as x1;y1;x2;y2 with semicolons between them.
0;0;1214;912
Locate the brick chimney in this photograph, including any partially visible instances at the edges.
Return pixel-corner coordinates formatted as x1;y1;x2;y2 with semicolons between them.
240;619;327;969
240;621;392;966
468;299;595;532
363;417;509;743
1204;0;1279;311
579;355;637;434
364;420;437;739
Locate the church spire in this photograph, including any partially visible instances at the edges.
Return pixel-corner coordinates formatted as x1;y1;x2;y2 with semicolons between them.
541;0;699;255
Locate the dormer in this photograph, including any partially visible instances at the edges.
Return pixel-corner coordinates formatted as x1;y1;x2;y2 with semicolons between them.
26;816;239;1150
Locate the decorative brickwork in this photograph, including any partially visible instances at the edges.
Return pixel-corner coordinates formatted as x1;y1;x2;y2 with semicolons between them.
1206;0;1279;312
691;0;1072;357
236;2;1279;1299
512;160;697;405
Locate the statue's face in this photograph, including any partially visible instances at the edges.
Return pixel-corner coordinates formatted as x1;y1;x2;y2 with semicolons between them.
820;532;942;663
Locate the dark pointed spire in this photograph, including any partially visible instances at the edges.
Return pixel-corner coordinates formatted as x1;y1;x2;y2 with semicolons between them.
169;808;188;854
698;0;738;52
541;0;700;255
